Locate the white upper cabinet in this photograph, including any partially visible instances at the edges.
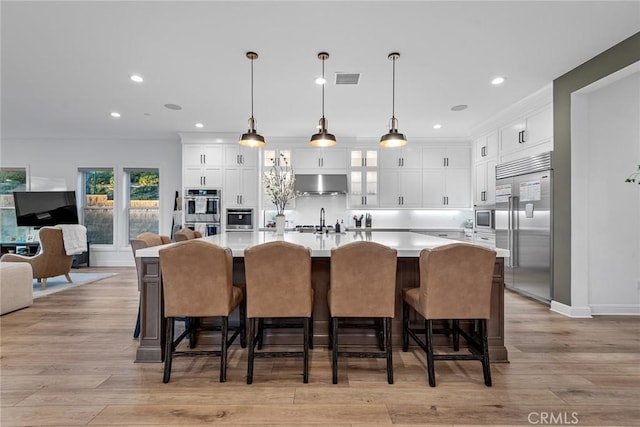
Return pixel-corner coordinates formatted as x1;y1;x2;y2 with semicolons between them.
293;148;347;171
474;131;498;162
379;146;422;169
223;144;258;167
499;104;552;156
422;147;470;169
349;149;378;208
263;149;292;168
422;146;471;208
183;144;224;188
379;169;422;208
474;159;497;206
224;167;258;208
183;144;223;166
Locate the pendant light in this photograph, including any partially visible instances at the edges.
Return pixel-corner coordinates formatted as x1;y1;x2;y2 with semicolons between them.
239;51;266;148
380;52;408;147
310;52;337;147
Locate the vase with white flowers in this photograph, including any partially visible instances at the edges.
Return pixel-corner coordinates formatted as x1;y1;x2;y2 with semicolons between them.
264;153;298;234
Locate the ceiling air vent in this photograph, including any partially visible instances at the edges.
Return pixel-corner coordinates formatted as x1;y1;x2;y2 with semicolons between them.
335;73;360;85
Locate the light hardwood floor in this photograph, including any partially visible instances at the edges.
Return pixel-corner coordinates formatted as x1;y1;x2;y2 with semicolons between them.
1;267;638;426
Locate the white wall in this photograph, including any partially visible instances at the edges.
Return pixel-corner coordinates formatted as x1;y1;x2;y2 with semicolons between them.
571;66;640;315
0;137;182;266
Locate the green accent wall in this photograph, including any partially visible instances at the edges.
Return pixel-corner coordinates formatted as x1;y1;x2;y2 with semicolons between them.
552;32;640;305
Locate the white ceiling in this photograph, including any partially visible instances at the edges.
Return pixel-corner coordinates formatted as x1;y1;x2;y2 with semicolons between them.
2;1;639;142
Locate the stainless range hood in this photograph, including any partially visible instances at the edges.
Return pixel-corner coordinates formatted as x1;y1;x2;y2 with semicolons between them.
294;174;348;195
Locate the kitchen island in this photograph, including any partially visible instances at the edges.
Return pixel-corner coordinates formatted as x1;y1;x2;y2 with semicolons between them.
135;231;509;363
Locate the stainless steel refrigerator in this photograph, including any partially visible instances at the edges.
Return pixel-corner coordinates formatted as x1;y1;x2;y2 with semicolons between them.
495;151;553;304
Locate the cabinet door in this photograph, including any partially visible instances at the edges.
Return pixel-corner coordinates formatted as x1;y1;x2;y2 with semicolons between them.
475;162;488;205
223;144;258;167
422;148;447;169
398;170;422;207
499;118;525;154
379;147;421;169
321;149;347;170
524;105;552;146
223;169;243;206
294;149;323;169
184;166;205;187
184;145;205;165
240;168;258;206
422;170;445;207
444;169;470;207
445;147;470;169
486;131;498;159
202;167;223;188
379;170;401;206
202;145;223;165
184;144;223;166
264;149;292;168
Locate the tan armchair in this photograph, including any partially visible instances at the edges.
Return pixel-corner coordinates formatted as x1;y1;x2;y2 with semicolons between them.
173;228;202;242
130;232;171;338
0;227;73;290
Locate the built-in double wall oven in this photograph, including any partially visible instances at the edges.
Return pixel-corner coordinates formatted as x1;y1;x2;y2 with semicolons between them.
184;188;221;236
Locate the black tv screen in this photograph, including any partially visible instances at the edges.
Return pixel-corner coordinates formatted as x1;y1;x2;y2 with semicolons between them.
13;191;79;228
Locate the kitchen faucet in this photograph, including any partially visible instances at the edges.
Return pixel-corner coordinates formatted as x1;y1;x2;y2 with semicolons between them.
319;207;326;230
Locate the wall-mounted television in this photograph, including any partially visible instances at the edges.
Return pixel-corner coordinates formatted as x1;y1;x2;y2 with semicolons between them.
13;191;79;228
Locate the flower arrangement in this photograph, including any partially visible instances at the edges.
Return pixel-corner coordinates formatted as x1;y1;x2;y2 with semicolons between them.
625;164;640;185
264;153;298;215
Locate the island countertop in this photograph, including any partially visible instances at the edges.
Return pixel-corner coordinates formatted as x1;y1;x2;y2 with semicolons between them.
136;230;510;258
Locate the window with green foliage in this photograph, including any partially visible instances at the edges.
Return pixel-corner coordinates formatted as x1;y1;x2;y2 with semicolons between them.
127;169;159;240
82;169;114;244
0;168;28;242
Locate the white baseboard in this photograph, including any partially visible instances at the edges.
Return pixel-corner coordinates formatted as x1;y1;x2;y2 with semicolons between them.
589;304;640;316
550;300;593;318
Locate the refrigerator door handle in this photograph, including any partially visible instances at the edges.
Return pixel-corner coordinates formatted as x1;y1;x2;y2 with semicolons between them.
511;195;519;267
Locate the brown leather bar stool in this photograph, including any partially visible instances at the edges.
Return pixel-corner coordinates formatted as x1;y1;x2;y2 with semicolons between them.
328;241;397;384
173;227;202;242
159;240;246;383
244;241;313;384
402;243;496;387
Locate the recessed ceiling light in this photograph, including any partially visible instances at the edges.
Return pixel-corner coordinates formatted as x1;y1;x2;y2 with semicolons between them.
195;123;204;128
315;77;326;85
433;124;442;129
110;112;121;118
130;74;143;83
491;76;505;85
451;104;468;111
216;139;223;143
164;103;182;110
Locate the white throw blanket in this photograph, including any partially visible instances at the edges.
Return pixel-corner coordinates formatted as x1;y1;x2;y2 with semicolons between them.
54;224;88;255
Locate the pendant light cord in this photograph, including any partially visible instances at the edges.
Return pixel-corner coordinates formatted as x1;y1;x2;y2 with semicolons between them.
321;56;325;119
391;55;396;119
250;56;254;119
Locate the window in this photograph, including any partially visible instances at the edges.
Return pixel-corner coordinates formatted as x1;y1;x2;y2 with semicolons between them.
0;168;28;242
127;169;159;240
82;169;114;244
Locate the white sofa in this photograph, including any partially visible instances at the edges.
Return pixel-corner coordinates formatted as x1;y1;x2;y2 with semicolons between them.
1;263;33;315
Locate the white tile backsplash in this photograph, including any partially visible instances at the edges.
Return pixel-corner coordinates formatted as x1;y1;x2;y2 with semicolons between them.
262;195;472;229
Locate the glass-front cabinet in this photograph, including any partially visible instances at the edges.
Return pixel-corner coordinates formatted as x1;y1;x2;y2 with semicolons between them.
262;148;294;210
348;149;378;208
